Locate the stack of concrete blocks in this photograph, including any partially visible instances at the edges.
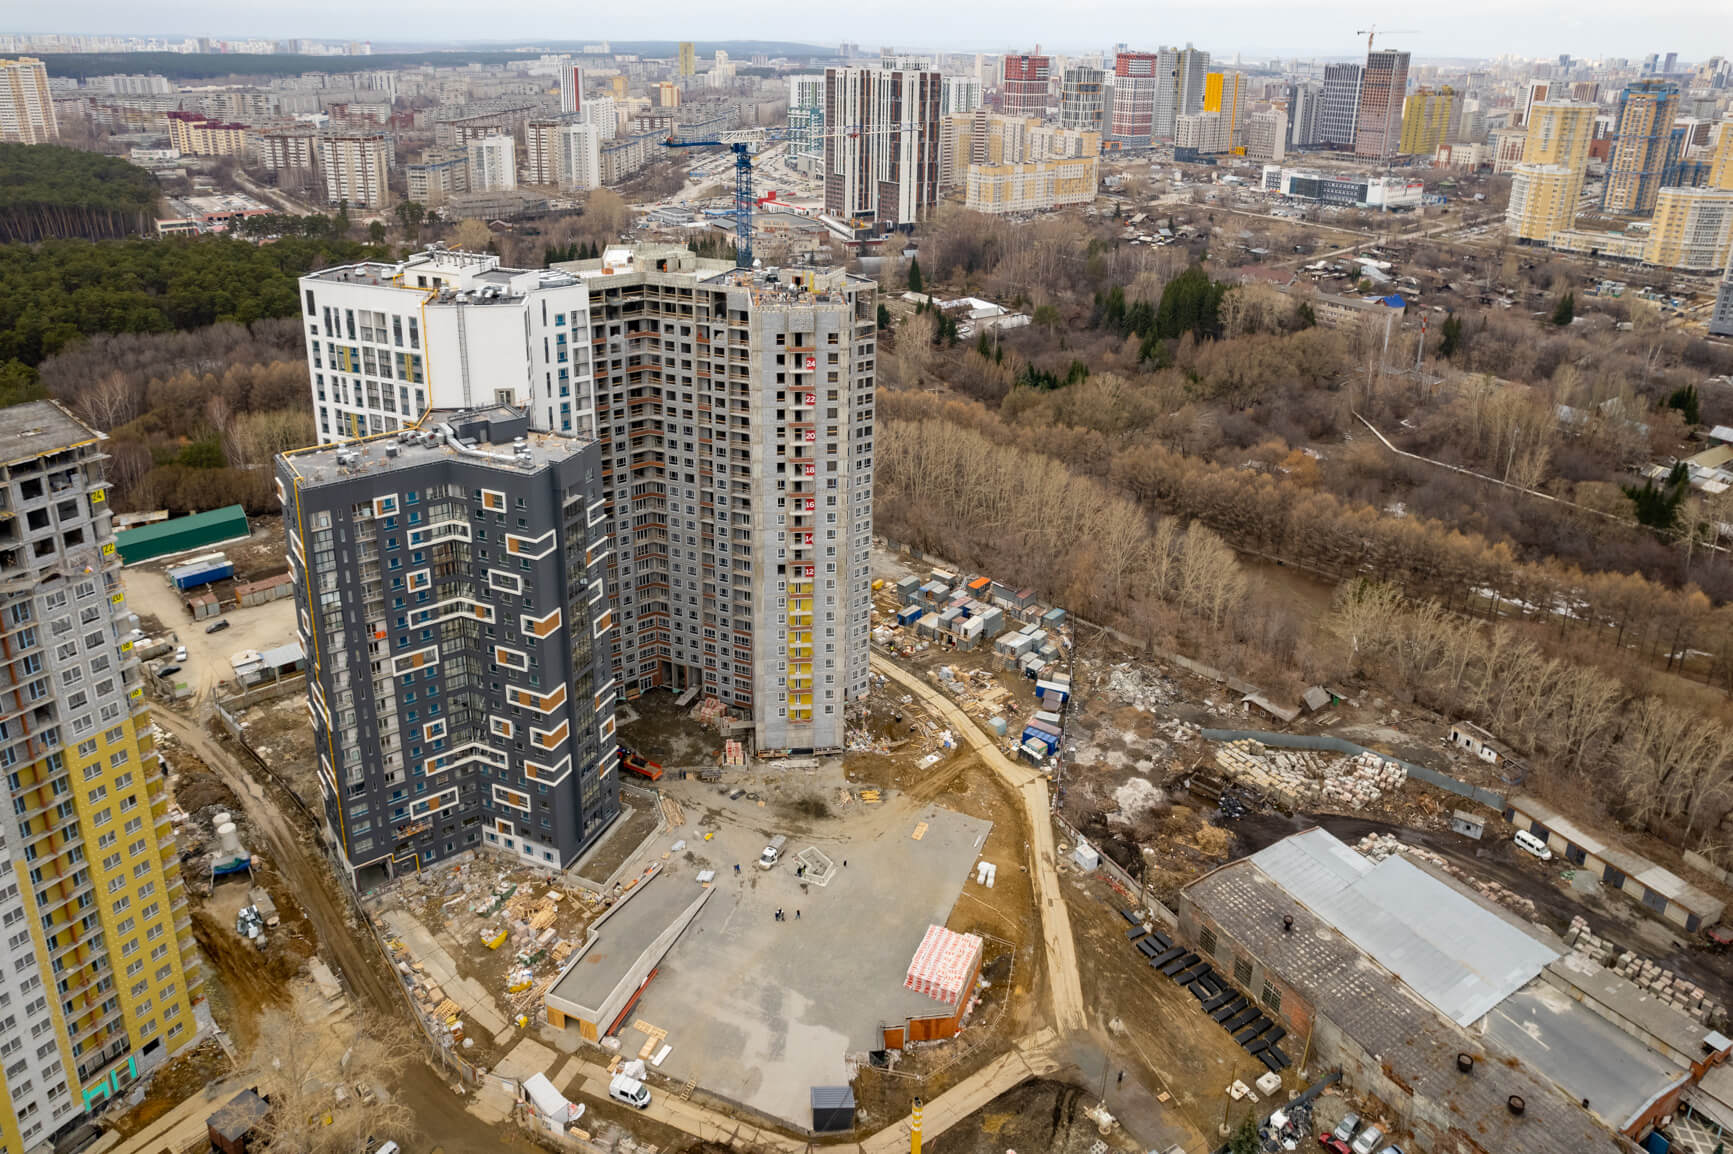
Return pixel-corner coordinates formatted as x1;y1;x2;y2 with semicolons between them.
1565;915;1728;1027
1213;742;1406;810
1357;833;1542;920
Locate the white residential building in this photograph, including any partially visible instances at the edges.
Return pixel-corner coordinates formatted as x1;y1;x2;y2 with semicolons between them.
0;56;57;143
296;246;878;752
466;133;517;192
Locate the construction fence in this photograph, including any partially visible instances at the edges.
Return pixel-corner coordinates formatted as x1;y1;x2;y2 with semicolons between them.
1198;728;1506;812
1053;813;1179;931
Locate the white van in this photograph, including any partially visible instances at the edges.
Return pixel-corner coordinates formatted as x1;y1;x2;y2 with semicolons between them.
1514;830;1553;861
609;1073;651;1109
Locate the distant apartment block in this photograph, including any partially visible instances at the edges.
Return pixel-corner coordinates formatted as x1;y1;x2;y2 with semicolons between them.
166;111;247;157
1107;51;1159;146
966;157;1098;213
1059;66;1104;134
276;408;620;884
999;52;1050;120
0;56;57;143
557;61;583;115
940;75;983;118
1245;108;1287;163
406;146;468;208
1399;86;1459;156
824;60;941;227
1353;50;1409;161
319;132;390;209
296;246;877;753
1152;44;1209;140
1603;80;1680;215
254;125;319;173
524;116;600;190
1318;63;1362;149
466;133;517;193
1709;264;1733;337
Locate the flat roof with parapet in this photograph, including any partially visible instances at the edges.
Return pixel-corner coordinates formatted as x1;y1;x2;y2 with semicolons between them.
280;408;591;486
1510;795;1725;918
548;863;712;1019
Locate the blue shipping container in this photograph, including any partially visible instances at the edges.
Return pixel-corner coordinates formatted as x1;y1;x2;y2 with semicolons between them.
171;561;233;591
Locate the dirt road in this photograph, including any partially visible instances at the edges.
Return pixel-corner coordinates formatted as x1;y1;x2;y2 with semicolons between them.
152;710;516;1154
871;654;1088;1034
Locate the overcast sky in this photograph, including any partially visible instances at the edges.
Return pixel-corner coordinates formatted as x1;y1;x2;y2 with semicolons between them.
21;0;1726;62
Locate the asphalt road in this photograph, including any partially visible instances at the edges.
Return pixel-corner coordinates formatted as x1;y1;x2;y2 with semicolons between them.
153;710;520;1154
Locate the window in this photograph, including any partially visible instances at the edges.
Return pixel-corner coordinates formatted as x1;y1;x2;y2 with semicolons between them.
1260;980;1281;1011
1233;955;1253;986
1199;926;1218;957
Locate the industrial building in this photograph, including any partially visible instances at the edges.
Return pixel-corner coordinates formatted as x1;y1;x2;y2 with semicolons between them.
297;244;876;752
0;402;207;1151
1180;828;1725;1153
275;406;621;883
114;503;249;565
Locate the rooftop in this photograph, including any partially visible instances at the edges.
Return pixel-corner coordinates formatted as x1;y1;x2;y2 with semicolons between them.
1245;828;1559;1026
280;408;590;485
1186;836;1627;1154
1485;982;1687;1132
547;864;712;1016
0;401;101;466
1510;795;1724;918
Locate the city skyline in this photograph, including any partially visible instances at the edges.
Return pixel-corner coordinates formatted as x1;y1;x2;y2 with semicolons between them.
7;5;1729;65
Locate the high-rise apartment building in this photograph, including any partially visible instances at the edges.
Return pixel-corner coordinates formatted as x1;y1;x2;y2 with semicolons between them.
824;60;941;227
1150;44;1208;140
1604;80;1680;215
297;246;877;753
1709;263;1733;338
584;96;618;142
1644;188;1733;270
1286;80;1322;149
1318;63;1362;148
1059;66;1104;134
939;75;983;117
1398;86;1459;155
1201;71;1246;151
1107;52;1159;145
166;111;247;157
1245;108;1287;162
0;401;205;1147
276;407;620;883
255;126;319;174
1353;50;1410;160
999;52;1050;120
524;117;599;190
319;132;390;209
466;134;518;193
677;42;696;77
406;147;467;208
1505;101;1595;242
1711;121;1733;191
0;57;58;143
557;61;583;115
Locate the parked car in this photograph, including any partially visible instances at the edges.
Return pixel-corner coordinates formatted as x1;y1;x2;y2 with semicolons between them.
1350;1126;1385;1154
1378;1146;1406;1154
156;665;181;679
1332;1114;1361;1143
1513;829;1553;861
1319;1137;1352;1154
205;619;231;633
174;646;187;662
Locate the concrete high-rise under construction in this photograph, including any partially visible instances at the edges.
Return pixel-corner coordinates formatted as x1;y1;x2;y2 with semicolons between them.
1353;49;1410;161
295;246;876;778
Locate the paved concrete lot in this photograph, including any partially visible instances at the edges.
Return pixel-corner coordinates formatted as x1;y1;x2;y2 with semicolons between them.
611;780;991;1128
122;558;297;696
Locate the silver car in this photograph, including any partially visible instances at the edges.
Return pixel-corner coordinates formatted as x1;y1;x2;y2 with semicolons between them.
1331;1114;1360;1143
1350;1126;1385;1154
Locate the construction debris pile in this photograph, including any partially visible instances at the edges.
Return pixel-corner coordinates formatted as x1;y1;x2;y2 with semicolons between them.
1101;663;1179;712
1215;741;1407;809
374;853;606;1052
1356;834;1540;921
1565;915;1729;1027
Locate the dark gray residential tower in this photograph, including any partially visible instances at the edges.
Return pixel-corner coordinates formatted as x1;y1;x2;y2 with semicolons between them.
277;408;619;884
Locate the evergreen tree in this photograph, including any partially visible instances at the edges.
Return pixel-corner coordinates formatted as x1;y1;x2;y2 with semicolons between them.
1552;292;1575;326
1439;313;1463;359
1667;384;1701;426
876;302;891;331
907;257;924;294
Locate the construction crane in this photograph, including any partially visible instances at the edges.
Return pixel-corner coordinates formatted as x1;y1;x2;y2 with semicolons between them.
664;121;915;269
1354;25;1418;53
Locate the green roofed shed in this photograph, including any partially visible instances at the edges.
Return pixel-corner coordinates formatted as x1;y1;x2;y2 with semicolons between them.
116;504;250;565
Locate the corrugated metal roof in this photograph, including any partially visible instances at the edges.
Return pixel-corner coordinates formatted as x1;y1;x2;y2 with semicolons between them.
1251;829;1558;1026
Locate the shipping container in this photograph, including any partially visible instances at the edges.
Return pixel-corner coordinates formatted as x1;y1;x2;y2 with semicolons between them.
167;554;234;591
896;604;923;626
